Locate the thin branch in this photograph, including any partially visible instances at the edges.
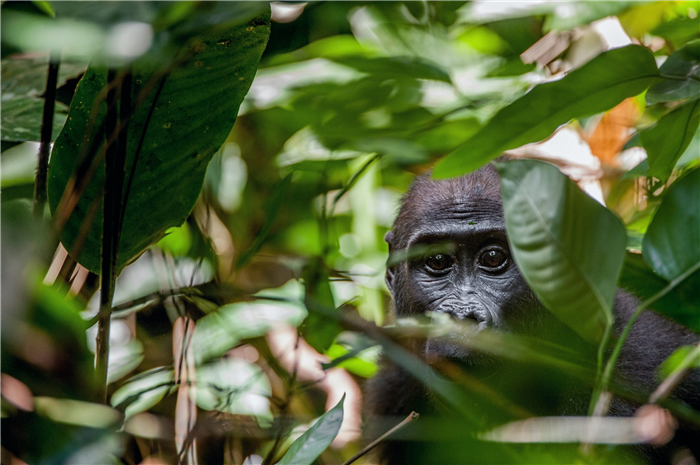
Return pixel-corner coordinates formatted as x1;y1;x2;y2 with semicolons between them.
341;412;419;465
33;50;60;218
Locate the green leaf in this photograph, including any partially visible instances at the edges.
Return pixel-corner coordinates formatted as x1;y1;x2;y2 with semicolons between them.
647;39;700;105
329;56;451;83
48;11;270;273
658;345;700;380
194;358;272;424
642;169;700;330
643;169;700;281
496;160;627;343
277;394;345;465
642;99;700;181
434;45;658;178
111;367;175;420
301;257;343;353
1;56;86;142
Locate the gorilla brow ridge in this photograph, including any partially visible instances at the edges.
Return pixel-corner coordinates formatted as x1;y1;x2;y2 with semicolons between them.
392;165;502;249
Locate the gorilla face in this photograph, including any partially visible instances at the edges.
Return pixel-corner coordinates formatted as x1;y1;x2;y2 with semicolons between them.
384;167;549;363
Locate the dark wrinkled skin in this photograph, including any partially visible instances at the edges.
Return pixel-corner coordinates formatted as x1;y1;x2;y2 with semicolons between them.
365;165;700;465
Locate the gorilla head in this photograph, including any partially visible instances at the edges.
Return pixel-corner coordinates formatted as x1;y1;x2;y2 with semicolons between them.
384;165;551;362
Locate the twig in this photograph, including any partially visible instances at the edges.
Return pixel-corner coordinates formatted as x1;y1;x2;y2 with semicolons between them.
33;50;60;218
95;70;122;403
341;411;419;465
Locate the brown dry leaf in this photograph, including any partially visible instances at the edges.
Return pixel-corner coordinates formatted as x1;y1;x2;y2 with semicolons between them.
586;98;639;168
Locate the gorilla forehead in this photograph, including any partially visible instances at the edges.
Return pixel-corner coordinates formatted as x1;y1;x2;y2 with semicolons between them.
393;166;504;246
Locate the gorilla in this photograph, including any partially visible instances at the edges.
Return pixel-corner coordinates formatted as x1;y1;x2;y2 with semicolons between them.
365;164;700;465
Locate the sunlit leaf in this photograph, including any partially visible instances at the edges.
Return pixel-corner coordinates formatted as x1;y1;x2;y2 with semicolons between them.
277;395;345;465
641;99;700;181
111;367;175;420
191;293;307;364
194;358;272;424
647;39;700;105
496;160;627;342
48;9;271;274
34;397;121;428
434;45;658;178
330;56;451;83
658;345;700;380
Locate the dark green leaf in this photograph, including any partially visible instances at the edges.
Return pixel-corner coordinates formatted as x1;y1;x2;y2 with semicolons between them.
642;169;700;330
496;160;627;342
434;45;658;178
647;39;700;105
301;257;342;353
277;394;345;465
641;99;700;181
48;11;271;273
643;169;700;281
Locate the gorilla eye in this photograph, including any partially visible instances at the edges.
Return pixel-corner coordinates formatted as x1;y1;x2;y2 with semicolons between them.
479;249;507;270
425;254;452;273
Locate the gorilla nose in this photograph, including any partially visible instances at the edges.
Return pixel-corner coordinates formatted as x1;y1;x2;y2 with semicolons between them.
455;309;487;324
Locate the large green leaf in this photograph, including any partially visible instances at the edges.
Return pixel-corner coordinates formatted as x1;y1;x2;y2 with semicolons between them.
646;39;700;105
48;10;270;273
277;395;345;465
641;169;700;330
496;160;627;343
434;45;658;178
641;99;700;182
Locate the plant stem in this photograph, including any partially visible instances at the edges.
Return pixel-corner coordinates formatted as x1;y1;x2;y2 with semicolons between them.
341;412;419;465
590;261;700;416
33;50;60;218
95;70;126;403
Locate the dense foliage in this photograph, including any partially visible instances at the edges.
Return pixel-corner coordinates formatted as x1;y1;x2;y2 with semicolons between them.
2;1;699;464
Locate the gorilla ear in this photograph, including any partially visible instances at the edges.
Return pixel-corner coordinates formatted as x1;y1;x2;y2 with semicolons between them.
384;230;395;293
384;230;395;248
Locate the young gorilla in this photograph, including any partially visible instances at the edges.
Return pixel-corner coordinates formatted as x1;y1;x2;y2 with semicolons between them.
365;165;700;465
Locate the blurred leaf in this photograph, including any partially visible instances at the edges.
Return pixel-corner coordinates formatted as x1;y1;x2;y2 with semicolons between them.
276;394;344;465
651;16;700;48
191;290;307;364
1;97;68;142
1;11;106;60
323;343;379;378
434;45;658;178
641;169;700;330
329;56;451;83
496;160;627;342
156;223;192;256
107;339;144;384
544;2;634;31
641;99;700;181
34;397;121;429
301;257;343;353
658;345;700;380
236;173;292;269
48;11;271;274
31;1;55;17
194;358;272;424
647;39;700;105
111;367;175;420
